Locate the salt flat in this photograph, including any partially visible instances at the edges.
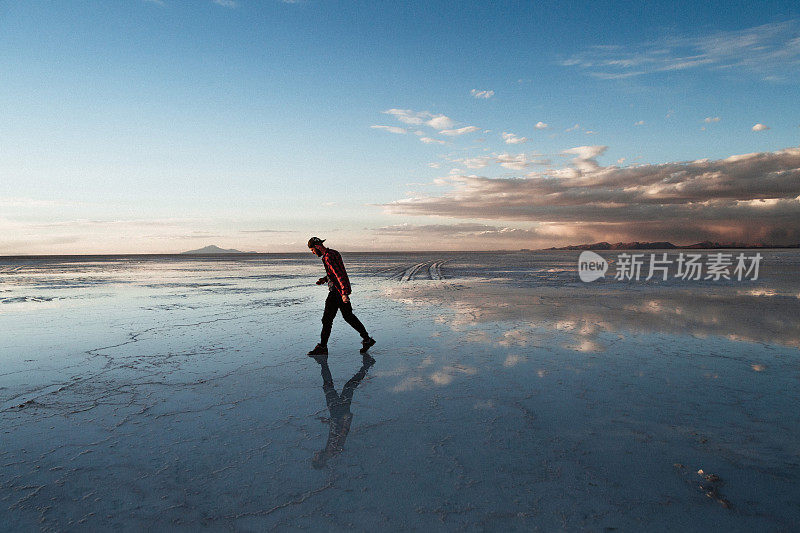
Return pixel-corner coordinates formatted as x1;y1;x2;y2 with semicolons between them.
1;252;798;531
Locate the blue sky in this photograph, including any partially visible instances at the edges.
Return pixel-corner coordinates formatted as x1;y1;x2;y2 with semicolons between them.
1;0;799;253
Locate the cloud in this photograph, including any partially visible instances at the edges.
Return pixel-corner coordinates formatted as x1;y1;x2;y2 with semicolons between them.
239;229;297;233
565;124;580;132
374;222;499;235
172;232;226;240
372;222;544;241
471;89;495;99
634;120;645;126
501;132;528;144
496;152;536;170
461;156;492;169
458;152;551;171
383;108;426;126
561;20;800;81
419;137;446;145
371;125;408;135
383;109;457;131
440;126;480;136
427;115;455;130
704;116;721;123
534;121;549;129
0;197;66;208
562;145;607;171
752;123;770;132
22;218;194;229
383;145;800;245
212;0;236;6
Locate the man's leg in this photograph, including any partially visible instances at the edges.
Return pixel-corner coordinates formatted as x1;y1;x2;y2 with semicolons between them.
320;291;339;345
339;300;369;339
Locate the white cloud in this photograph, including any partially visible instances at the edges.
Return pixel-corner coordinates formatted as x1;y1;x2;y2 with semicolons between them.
502;132;528;144
212;0;236;6
704;116;721;123
462;156;492;169
427;115;455;130
420;137;446;145
440;126;480;136
634;120;645;126
0;197;64;208
428;162;442;169
239;228;298;233
565;124;580;132
561;20;800;81
534;121;549;129
496;152;533;170
562;145;607;172
752;123;770;132
372;223;545;244
371;125;408;135
384;108;426;125
383;109;455;131
471;89;495;99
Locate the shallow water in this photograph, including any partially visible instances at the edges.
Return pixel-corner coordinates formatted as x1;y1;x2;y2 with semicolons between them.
1;251;799;531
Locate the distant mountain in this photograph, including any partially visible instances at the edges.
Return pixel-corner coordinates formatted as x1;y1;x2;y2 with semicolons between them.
181;245;249;254
544;241;799;250
545;241;677;250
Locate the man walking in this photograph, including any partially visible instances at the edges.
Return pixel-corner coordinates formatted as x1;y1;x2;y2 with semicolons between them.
307;237;375;356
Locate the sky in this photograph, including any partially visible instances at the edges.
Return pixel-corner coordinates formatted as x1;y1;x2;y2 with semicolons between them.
1;0;799;253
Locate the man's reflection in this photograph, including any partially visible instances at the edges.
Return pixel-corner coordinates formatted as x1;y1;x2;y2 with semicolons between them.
311;355;375;469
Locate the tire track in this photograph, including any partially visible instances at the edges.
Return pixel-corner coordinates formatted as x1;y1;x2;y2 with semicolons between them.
388;260;450;282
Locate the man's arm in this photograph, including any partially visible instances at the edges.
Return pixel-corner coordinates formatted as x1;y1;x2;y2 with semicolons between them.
316;275;328;285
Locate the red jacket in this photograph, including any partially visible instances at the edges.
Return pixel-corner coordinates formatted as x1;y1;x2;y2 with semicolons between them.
320;248;351;295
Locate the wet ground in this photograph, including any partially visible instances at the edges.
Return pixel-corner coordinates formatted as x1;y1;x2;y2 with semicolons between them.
1;251;799;531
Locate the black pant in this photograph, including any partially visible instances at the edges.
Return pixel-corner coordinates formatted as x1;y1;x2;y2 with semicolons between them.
321;290;368;345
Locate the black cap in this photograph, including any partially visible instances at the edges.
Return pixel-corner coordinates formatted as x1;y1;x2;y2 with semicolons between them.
307;237;326;248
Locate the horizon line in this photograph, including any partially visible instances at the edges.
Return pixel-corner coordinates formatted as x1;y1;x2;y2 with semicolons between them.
2;246;799;258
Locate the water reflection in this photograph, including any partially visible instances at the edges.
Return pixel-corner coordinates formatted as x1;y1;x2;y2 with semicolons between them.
311;355;374;469
385;283;800;349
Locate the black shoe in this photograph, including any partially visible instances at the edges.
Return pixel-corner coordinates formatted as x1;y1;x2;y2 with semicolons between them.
307;344;328;356
359;337;376;354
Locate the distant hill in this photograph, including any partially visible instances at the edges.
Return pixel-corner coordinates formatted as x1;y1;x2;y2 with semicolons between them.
181;245;250;254
545;241;676;250
543;241;799;250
